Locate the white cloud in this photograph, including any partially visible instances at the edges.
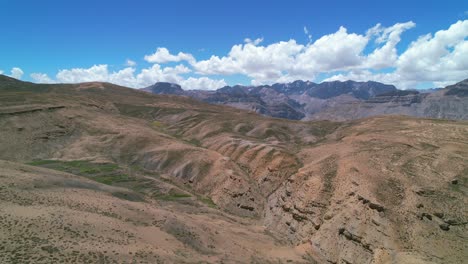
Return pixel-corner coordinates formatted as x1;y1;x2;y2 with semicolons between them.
295;26;368;72
192;23;415;85
19;19;468;90
30;73;55;83
10;67;24;79
303;26;312;43
395;20;468;85
30;64;226;90
325;20;468;89
134;64;225;89
181;77;227;90
194;20;467;88
193;26;378;84
144;47;195;64
193;39;304;84
56;65;111;83
0;70;3;75
125;59;137;67
364;21;416;68
244;37;264;45
135;64;190;86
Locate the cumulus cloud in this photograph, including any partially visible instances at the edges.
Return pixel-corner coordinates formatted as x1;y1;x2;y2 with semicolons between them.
194;20;467;88
30;73;55;83
10;67;24;79
30;64;226;90
55;65;108;83
20;20;468;90
144;47;195;64
181;77;227;90
192;23;415;85
244;37;264;45
303;26;312;43
296;26;368;72
325;20;468;89
134;64;191;86
396;20;468;84
364;21;416;68
125;59;137;67
193;39;304;83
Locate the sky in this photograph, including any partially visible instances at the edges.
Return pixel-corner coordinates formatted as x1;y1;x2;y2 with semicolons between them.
1;0;467;90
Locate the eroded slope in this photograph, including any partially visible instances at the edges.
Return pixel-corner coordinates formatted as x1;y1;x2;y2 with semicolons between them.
0;79;467;263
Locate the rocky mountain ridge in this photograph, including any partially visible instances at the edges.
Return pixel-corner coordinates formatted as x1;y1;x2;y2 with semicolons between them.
142;78;468;121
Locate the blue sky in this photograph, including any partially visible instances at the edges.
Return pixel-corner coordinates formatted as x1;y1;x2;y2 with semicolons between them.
1;0;467;89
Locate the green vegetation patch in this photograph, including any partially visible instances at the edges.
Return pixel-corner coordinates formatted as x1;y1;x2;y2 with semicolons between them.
27;159;218;208
198;196;216;208
186;138;202;147
79;163;119;174
93;174;132;185
308;121;341;138
152;120;166;130
26;159;130;186
27;159;60;166
28;159;119;174
419;142;439;151
26;159;147;203
111;191;145;202
114;104;157;119
154;192;192;201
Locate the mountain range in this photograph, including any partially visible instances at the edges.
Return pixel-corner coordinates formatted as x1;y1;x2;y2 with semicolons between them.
142;79;468;121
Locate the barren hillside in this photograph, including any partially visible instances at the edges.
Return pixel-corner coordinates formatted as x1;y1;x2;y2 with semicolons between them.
0;75;467;263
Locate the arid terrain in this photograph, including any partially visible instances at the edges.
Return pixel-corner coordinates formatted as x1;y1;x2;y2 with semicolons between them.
0;74;467;263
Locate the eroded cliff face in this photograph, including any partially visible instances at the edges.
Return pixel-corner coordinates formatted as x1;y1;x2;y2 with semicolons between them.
264;117;468;263
306;90;468;121
142;78;468;122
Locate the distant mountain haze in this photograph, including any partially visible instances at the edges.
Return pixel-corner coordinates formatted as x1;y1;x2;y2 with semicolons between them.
141;78;468;121
141;82;185;95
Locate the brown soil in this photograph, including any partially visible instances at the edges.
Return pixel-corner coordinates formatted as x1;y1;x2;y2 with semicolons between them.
0;78;467;263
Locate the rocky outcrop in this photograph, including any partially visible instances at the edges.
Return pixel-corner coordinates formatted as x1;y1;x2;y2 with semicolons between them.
141;82;185;95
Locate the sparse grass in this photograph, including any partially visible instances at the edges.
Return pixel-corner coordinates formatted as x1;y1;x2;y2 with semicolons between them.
79;163;119;174
401;158;419;177
308;121;341;138
160;151;184;169
198;196;216;208
26;159;130;186
151;121;168;133
156;107;186;116
236;123;254;134
94;174;132;185
186;138;202;147
419;142;439;151
28;160;120;176
113;104;157;119
262;128;276;139
154;193;192;201
152;121;165;128
450;167;468;193
27;159;59;166
301;253;319;263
